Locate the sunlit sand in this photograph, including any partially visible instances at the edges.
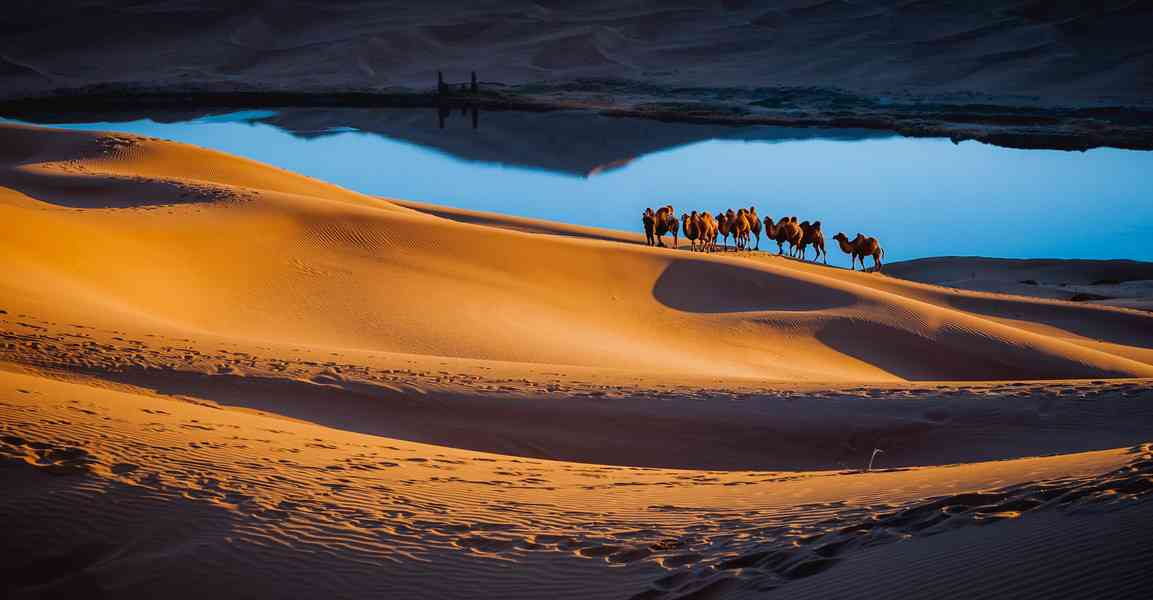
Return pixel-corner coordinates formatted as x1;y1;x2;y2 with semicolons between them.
3;123;1152;598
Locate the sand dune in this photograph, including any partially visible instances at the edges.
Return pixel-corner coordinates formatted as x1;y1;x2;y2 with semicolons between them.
3;123;1152;382
2;367;1151;598
888;256;1153;312
2;1;1151;103
2;123;1152;598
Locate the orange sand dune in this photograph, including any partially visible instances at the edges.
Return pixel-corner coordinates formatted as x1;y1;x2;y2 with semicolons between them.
2;366;1151;599
3;124;1152;384
2;123;1153;598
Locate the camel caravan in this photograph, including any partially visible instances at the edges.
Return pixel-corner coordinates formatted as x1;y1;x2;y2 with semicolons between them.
641;205;884;271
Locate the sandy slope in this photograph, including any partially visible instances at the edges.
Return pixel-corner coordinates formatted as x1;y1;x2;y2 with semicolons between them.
3;124;1152;383
2;1;1152;103
2;369;1151;599
2;123;1153;598
888;256;1153;312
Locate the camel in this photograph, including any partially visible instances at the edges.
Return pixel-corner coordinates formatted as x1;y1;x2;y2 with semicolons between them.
747;206;762;250
716;212;731;250
732;208;752;250
787;217;804;257
698;211;718;252
681;211;700;251
641;208;655;246
833;232;885;271
653;205;679;248
763;215;778;245
771;216;802;256
798;221;827;263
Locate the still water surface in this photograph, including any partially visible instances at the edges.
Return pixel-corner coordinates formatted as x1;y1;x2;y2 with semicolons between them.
10;108;1153;264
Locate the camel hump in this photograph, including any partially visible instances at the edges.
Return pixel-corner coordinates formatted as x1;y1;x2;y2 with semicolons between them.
813;221;821;230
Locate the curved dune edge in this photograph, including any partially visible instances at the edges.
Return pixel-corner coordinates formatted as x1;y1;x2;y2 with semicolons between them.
2;123;1152;384
2;123;1153;473
1;369;1150;599
2;124;1152;598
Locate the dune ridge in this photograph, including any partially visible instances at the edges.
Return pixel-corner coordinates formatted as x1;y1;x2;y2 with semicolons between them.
2;122;1153;473
3;124;1152;384
2;364;1151;599
3;123;1153;598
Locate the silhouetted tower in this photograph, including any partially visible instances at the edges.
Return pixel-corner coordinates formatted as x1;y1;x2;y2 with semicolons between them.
437;70;447;95
470;71;478;93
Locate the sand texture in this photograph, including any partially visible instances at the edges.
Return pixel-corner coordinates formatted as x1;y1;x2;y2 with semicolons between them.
3;123;1152;598
3;1;1152;103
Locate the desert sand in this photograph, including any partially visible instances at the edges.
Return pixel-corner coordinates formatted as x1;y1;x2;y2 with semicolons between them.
3;1;1152;103
888;256;1153;312
3;123;1152;598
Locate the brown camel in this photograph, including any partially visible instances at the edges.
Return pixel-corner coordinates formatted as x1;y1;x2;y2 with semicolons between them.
653;205;679;248
698;211;718;252
641;208;655;246
763;215;778;246
716;212;731;250
681;211;700;251
733;208;752;250
798;221;827;264
747;206;762;250
788;217;804;257
833;232;885;271
773;216;802;256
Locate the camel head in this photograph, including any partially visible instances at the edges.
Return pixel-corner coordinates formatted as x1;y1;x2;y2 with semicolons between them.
833;232;849;243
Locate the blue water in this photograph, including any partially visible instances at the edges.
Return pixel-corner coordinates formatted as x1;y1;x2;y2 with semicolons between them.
8;109;1153;264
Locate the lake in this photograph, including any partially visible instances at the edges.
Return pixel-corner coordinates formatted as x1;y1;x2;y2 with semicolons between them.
7;107;1153;265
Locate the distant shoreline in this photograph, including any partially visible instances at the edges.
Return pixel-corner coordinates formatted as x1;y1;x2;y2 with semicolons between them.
3;82;1153;152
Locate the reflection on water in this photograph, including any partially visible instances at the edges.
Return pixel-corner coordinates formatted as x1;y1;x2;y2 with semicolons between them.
438;105;479;129
4;108;1153;264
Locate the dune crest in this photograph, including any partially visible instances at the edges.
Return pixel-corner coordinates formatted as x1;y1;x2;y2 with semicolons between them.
3;123;1153;599
2;123;1152;384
